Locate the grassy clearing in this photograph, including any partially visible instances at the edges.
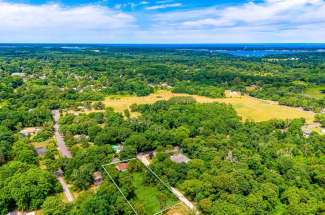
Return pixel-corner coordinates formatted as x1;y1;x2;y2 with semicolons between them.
104;161;179;215
31;140;50;148
103;90;315;123
36;209;44;215
133;173;177;214
166;203;191;215
304;85;325;99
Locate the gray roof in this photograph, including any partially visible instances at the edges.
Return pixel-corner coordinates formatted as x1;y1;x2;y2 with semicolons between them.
170;153;190;164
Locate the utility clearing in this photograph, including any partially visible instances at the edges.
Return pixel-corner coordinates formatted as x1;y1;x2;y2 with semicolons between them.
104;90;315;123
102;159;180;215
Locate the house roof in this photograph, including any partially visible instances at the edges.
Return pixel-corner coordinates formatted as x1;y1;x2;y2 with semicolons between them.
170;153;190;164
35;147;47;156
93;171;102;180
116;163;128;171
19;127;40;136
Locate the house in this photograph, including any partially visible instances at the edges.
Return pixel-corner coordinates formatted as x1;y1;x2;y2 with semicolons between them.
170;153;190;164
54;168;64;177
73;134;89;141
147;151;155;159
20;127;40;137
11;72;26;77
93;171;103;186
225;151;237;163
226;90;241;98
160;83;172;89
35;147;47;156
116;163;129;172
302;129;312;138
7;211;35;215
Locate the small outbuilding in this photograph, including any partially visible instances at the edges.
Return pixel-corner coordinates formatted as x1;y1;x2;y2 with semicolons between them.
93;171;103;186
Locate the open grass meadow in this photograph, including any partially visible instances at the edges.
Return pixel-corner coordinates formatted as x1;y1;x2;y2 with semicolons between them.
304;85;325;99
104;90;315;123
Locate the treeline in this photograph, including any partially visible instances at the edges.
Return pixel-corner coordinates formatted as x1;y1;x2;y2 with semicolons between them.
172;82;225;98
250;85;325;112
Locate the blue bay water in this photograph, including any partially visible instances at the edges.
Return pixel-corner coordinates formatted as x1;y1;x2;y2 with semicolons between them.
0;43;325;57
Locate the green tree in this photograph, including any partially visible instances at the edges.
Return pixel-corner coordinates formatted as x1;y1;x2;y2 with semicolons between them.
42;196;67;215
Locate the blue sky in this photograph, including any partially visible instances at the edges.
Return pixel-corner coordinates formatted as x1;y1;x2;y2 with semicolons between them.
1;0;325;43
6;0;253;10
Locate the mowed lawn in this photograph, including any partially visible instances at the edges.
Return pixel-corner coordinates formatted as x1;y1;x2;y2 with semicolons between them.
132;173;178;215
104;90;315;123
304;85;325;99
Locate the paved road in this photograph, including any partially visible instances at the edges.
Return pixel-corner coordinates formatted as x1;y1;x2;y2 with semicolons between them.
52;110;74;202
57;176;74;202
137;154;199;214
52;110;72;158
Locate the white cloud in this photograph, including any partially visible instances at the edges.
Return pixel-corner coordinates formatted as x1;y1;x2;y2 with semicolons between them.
152;0;325;28
0;1;136;43
144;0;325;42
140;1;149;5
0;0;325;43
145;3;182;10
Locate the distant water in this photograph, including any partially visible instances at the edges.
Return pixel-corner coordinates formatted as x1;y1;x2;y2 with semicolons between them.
0;43;325;57
211;49;325;57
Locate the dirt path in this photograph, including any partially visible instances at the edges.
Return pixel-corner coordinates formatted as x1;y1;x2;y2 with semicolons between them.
170;188;196;211
136;153;151;166
52;110;72;158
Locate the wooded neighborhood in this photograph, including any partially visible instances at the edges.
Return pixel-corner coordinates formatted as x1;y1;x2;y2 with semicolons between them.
0;45;324;215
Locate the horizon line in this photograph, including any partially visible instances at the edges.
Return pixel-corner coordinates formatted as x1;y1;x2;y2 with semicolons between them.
1;43;325;45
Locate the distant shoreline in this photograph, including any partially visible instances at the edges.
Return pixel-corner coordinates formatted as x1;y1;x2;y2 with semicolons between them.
2;43;325;57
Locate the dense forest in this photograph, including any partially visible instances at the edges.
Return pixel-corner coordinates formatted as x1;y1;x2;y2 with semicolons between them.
0;46;324;215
